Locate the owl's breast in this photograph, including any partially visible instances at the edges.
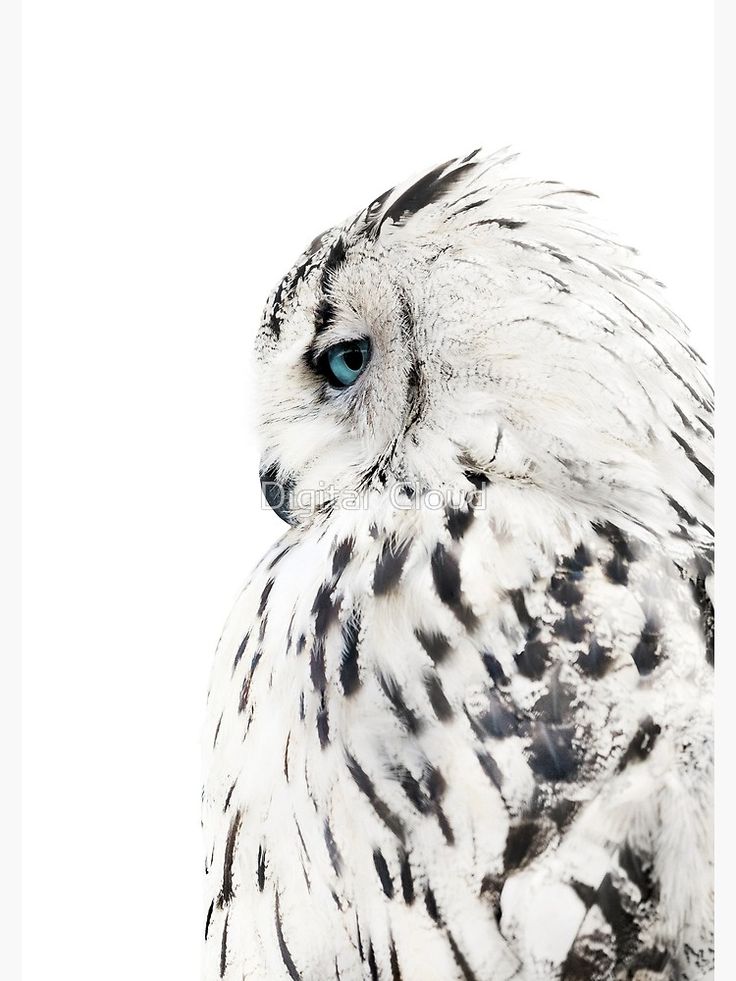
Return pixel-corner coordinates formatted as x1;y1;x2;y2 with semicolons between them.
203;491;712;980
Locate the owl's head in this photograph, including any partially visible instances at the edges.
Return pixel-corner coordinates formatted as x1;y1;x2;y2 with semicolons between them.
255;151;712;546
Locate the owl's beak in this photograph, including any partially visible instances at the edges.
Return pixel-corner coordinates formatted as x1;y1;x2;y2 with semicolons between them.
259;460;296;525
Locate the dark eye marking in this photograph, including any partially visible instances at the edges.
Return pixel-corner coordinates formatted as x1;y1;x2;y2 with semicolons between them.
313;236;348;338
320;236;347;286
313;296;337;336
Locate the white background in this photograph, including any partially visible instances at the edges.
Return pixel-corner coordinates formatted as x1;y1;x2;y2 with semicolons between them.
22;3;715;979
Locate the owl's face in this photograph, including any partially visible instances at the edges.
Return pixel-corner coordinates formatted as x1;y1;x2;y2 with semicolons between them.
255;152;712;536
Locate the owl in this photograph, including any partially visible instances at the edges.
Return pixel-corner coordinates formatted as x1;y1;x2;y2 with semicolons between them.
202;150;714;981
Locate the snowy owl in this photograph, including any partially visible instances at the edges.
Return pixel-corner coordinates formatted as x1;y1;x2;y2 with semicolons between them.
202;151;714;980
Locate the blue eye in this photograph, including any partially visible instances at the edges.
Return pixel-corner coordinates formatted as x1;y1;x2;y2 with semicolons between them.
323;338;371;388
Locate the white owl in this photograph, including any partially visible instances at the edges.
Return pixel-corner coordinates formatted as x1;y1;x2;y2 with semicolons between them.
202;151;714;981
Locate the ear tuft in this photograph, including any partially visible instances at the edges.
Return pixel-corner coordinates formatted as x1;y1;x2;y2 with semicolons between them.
353;148;518;240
